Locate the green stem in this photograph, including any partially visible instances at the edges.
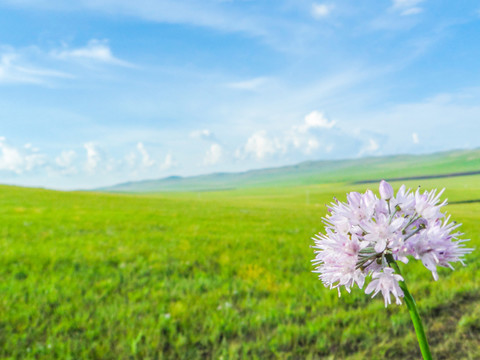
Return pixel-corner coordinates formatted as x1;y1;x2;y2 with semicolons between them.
385;254;432;360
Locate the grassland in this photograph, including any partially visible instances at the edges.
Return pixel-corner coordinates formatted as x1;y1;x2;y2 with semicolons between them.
0;175;479;359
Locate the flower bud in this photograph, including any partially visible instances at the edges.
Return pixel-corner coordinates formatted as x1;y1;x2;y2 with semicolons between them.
379;180;394;200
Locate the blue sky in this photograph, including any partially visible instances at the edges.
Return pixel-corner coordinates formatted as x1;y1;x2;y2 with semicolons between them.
0;0;480;189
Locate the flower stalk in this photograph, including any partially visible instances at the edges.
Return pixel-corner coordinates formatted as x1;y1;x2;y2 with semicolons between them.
386;254;432;360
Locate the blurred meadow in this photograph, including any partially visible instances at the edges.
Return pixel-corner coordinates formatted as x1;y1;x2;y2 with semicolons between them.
0;171;478;359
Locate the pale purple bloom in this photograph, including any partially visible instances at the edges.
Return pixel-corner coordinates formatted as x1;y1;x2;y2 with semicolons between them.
312;232;367;295
363;214;404;253
365;268;404;307
391;184;415;216
312;180;473;307
379;180;394;200
414;187;446;222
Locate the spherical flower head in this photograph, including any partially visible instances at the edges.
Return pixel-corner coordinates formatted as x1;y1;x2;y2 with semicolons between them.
312;180;473;307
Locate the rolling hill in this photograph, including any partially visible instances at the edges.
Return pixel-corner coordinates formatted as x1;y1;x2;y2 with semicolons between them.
100;148;480;193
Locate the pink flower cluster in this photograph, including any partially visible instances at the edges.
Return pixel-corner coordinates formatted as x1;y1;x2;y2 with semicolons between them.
312;180;473;307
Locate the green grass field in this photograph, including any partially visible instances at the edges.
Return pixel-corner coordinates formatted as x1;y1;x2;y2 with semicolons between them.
0;175;479;359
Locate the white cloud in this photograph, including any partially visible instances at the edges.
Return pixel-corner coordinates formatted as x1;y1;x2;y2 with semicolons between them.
392;0;423;16
412;132;420;144
125;142;175;173
236;111;338;160
0;138;45;173
190;129;224;165
227;77;268;91
0;52;71;85
24;153;45;171
311;3;333;19
24;143;39;151
401;7;422;15
297;110;336;132
288;111;336;154
190;129;215;141
392;0;422;8
358;138;380;156
52;39;133;67
0;142;24;173
137;142;155;168
55;150;76;167
240;131;283;160
368;138;379;151
55;150;78;175
305;138;320;154
204;143;223;165
84;142;102;173
160;153;175;170
124;151;136;168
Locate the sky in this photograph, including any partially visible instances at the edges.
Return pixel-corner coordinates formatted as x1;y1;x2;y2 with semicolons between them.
1;0;480;190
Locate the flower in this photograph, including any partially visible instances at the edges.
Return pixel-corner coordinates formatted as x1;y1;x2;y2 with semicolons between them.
312;231;367;295
312;180;473;307
365;268;404;307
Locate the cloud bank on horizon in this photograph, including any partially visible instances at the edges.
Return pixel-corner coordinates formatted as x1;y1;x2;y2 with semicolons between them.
0;0;479;189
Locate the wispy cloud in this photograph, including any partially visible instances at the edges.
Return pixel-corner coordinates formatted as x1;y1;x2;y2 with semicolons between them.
160;153;175;171
226;77;269;91
51;39;134;67
136;142;155;168
0;0;271;39
358;138;380;156
311;3;333;19
0;51;71;85
391;0;424;16
0;0;330;53
0;40;133;88
401;7;422;15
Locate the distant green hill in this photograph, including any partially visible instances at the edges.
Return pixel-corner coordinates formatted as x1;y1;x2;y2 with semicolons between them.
100;148;480;193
